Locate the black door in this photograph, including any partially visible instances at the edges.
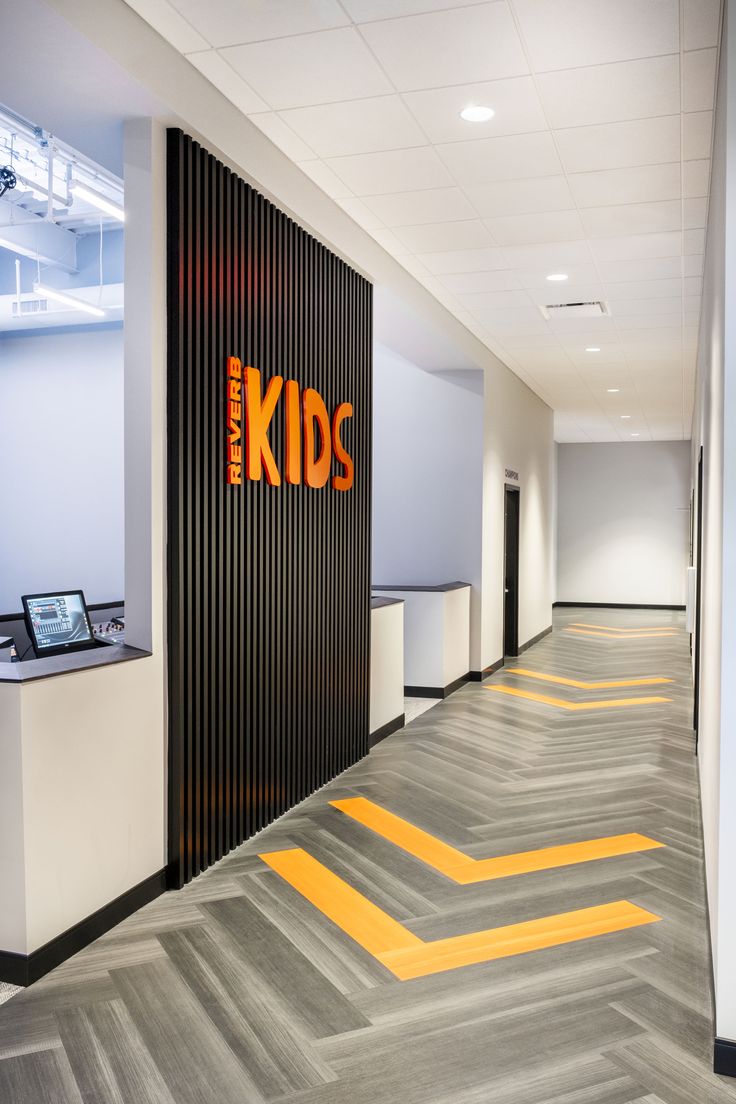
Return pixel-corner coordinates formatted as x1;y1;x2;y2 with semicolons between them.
694;447;704;746
504;485;520;657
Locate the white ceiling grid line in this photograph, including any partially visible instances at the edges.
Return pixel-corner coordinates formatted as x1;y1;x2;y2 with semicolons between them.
124;0;722;442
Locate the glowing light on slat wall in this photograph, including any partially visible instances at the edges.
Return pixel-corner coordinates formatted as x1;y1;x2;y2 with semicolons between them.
166;129;372;886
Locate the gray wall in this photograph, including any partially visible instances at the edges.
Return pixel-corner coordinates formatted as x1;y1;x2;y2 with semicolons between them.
556;441;691;606
0;326;124;614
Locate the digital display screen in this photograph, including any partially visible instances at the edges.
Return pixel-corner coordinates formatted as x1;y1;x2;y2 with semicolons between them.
24;592;93;653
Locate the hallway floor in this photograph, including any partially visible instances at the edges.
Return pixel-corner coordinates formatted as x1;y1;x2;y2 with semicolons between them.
1;609;734;1104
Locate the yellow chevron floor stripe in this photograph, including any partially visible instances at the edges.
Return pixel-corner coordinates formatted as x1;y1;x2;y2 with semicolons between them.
570;623;680;633
505;667;673;690
260;848;661;980
330;796;664;884
565;628;676;639
487;685;672;709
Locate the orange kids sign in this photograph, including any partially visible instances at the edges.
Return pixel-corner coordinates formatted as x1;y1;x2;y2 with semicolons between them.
226;355;354;492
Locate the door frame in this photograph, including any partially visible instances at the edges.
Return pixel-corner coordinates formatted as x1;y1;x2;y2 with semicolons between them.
503;482;521;658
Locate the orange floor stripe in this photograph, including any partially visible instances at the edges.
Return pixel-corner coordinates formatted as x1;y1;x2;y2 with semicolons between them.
565;628;676;639
330;796;664;884
260;848;661;980
570;623;679;633
487;685;672;710
505;667;673;689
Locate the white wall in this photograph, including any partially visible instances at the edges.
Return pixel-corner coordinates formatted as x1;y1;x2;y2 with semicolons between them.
370;601;404;734
481;360;555;669
372;343;485;665
694;0;736;1050
556;442;691;606
0;327;124;614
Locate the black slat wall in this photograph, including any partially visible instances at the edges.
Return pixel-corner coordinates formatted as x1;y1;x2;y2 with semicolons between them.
166;129;372;886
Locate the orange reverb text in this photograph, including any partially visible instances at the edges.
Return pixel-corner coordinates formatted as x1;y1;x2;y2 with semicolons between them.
225;355;354;491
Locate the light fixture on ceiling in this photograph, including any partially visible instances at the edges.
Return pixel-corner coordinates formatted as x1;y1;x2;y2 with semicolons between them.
546;273;568;282
620;414;631;420
606;388;620;393
34;282;106;318
70;181;124;221
460;104;495;123
630;432;640;437
585;346;600;353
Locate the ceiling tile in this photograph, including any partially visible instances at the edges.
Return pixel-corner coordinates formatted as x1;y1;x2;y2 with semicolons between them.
368;226;410;254
682;48;718;113
344;0;496;19
684;276;703;295
402;76;546;143
325;146;454;195
363;187;476;226
555;116;680;173
513;0;678;71
601;277;684;299
683;111;714;160
536;55;679;130
186;50;268;113
484;209;585;246
358;4;528;92
683;158;711;197
526;283;605;306
683;0;721;50
516;262;600;288
171;0;349;46
683;253;704;276
438;270;522;293
589;230;682;262
392;220;496;253
437;132;562;185
277;97;426;158
598;256;684;282
684;196;708;229
568;163;681;208
221;27;392;109
684;227;706;253
126;0;208;53
417;246;507;274
248;113;316;161
458;289;533;312
298;159;354;198
335;196;384;229
501;240;593;269
463;176;574;217
607;296;682;316
581;200;682;239
469;306;549;334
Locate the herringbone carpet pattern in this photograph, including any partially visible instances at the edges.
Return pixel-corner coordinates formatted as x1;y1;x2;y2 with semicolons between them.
1;608;734;1103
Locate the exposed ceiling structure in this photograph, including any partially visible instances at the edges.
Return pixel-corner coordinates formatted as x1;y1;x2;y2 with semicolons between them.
124;0;719;442
0;104;124;331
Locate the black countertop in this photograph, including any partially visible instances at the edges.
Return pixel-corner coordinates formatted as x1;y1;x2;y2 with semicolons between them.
0;644;151;685
372;582;471;593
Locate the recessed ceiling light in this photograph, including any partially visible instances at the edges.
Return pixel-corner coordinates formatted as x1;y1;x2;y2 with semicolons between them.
620;415;631;419
631;432;640;437
546;273;568;282
460;104;495;123
585;346;600;352
606;388;620;393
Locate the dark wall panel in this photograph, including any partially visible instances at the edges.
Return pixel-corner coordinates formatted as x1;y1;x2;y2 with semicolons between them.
166;129;372;886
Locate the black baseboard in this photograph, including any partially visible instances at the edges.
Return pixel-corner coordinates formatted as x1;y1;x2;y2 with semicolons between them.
405;672;471;700
516;624;553;655
715;1038;736;1077
369;713;405;747
554;602;685;611
0;867;167;987
467;658;504;682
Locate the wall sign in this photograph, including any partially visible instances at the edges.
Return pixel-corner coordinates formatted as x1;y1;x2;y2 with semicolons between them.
167;129;371;887
505;468;520;481
225;356;354;490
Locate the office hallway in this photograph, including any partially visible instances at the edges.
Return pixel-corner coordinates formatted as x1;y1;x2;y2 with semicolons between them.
0;609;732;1104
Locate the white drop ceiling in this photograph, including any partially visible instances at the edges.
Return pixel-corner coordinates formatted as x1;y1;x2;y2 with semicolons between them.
125;0;720;442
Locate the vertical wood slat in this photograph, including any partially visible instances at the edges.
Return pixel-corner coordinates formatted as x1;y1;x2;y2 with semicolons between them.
166;129;372;886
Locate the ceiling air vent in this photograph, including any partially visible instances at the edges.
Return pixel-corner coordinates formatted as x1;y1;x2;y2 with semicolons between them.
540;301;610;320
12;298;49;317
